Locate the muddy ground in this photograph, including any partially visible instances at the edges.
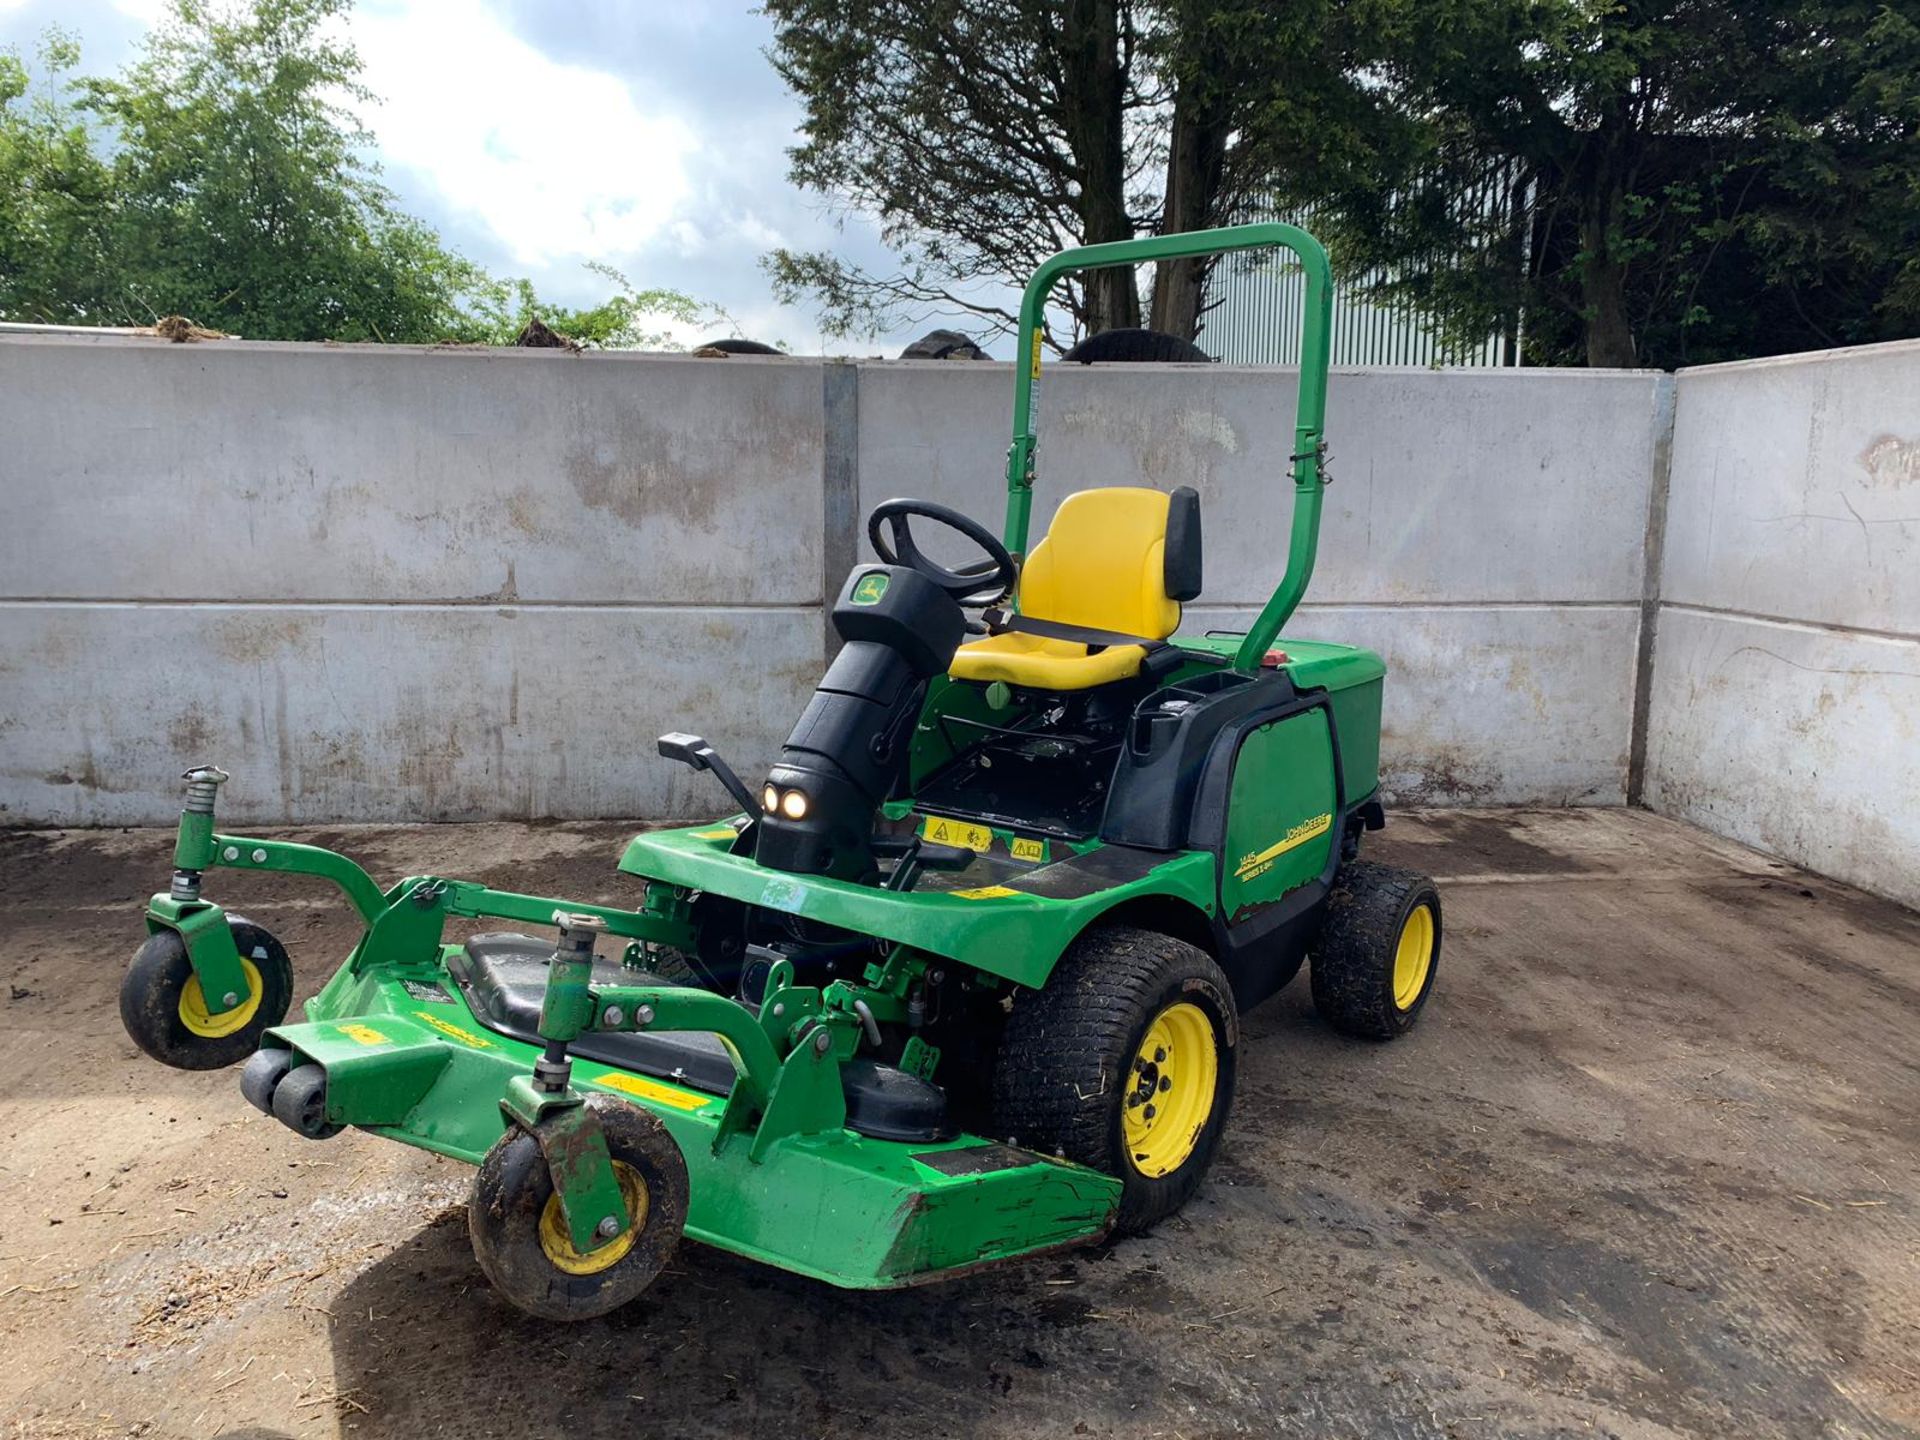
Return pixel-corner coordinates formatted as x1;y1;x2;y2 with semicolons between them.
1;807;1916;1440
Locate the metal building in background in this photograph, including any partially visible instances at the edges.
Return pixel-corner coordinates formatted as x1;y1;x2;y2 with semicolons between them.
1204;176;1530;367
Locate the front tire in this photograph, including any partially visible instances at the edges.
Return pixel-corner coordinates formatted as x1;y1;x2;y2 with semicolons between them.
991;925;1238;1234
468;1096;689;1322
119;917;294;1070
1310;863;1442;1039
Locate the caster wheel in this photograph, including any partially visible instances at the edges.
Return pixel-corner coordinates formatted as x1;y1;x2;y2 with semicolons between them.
271;1063;342;1139
241;1047;296;1113
1310;862;1443;1039
469;1095;689;1321
119;917;293;1070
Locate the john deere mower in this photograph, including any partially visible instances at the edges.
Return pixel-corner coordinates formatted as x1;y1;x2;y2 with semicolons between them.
120;223;1441;1320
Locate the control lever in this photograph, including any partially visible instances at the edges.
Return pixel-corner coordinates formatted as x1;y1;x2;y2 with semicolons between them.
656;732;758;816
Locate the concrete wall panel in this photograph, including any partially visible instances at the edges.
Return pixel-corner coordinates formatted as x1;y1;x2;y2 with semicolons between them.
0;337;825;606
857;363;1664;605
1643;607;1920;909
0;602;820;825
1192;604;1641;806
1664;340;1920;634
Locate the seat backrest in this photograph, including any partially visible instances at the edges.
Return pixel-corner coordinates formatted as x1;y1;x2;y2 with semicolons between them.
1018;486;1202;640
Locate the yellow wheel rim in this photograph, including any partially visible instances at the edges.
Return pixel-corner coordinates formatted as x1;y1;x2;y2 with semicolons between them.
1122;1001;1219;1179
1392;904;1436;1010
537;1161;649;1276
178;957;264;1039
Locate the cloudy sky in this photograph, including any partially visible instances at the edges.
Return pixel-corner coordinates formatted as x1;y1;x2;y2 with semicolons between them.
0;0;996;355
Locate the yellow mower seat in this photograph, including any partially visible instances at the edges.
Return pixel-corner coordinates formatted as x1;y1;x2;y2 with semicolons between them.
950;486;1200;691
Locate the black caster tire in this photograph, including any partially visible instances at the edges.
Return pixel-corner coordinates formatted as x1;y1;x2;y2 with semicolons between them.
1310;862;1443;1040
241;1047;296;1113
119;917;294;1071
468;1095;690;1322
991;924;1238;1236
270;1062;341;1139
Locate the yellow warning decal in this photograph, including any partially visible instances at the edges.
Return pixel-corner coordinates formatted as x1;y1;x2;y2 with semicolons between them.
920;814;992;852
1009;836;1047;863
1029;330;1044;379
337;1023;388;1046
1232;812;1333;883
412;1010;492;1048
950;885;1021;900
594;1071;712;1112
692;827;737;841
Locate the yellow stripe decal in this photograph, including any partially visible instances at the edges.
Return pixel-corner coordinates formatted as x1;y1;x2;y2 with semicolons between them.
337;1023;388;1046
594;1071;712;1112
1232;813;1333;881
412;1010;493;1048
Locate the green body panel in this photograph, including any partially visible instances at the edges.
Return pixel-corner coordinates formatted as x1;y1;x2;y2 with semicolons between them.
618;822;1218;988
269;960;1119;1287
1177;634;1386;802
1219;712;1340;922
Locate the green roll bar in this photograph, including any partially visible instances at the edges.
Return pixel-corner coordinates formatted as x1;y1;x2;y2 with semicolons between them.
1003;222;1333;675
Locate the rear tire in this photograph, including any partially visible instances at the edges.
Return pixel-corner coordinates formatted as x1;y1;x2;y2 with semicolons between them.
1310;863;1442;1039
991;925;1237;1234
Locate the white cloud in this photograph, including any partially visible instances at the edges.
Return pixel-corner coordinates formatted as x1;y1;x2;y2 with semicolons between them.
349;0;695;272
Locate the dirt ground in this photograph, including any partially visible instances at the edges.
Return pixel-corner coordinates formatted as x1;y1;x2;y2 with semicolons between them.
1;807;1916;1440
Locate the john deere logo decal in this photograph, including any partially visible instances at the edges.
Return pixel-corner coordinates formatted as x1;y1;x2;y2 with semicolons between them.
1233;813;1332;883
852;572;890;605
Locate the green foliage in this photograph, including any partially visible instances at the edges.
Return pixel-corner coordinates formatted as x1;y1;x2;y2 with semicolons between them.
769;0;1919;366
0;0;711;347
462;264;727;350
1300;0;1920;367
0;32;117;324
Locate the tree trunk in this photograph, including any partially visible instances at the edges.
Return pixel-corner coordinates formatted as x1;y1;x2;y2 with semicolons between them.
1578;101;1637;368
1061;0;1139;333
1149;70;1230;340
1580;204;1636;366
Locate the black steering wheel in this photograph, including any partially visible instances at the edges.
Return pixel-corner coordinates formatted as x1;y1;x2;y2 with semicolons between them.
867;499;1017;607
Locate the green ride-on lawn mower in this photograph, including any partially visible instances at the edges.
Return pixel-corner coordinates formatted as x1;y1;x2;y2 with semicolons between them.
120;223;1442;1321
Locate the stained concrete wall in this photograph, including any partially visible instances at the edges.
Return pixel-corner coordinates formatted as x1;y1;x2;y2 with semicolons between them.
0;332;1664;825
0;336;827;824
1643;339;1920;908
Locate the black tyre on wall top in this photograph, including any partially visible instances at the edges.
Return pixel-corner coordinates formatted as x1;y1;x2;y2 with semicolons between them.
1061;328;1211;364
1310;862;1442;1040
991;924;1238;1234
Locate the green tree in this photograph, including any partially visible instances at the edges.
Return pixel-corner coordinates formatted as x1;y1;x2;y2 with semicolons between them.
0;0;714;347
1304;0;1920;367
761;0;1374;348
0;33;117;324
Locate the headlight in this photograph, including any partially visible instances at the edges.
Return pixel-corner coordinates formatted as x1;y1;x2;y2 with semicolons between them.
761;784;779;813
779;789;809;820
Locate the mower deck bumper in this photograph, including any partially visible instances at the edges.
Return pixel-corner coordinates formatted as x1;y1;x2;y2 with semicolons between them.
261;954;1120;1289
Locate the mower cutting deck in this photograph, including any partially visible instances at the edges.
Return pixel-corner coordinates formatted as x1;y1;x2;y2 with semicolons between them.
120;223;1443;1320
